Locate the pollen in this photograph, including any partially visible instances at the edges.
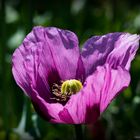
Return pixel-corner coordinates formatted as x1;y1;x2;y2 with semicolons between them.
51;79;83;102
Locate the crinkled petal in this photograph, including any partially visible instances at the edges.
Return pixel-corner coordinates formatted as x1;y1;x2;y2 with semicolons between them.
26;26;84;82
30;84;75;123
82;33;139;76
12;26;85;99
12;41;52;102
30;87;64;123
31;86;74;124
59;64;130;124
12;41;41;96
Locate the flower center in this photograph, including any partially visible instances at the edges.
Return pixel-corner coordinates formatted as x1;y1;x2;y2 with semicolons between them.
61;79;83;95
51;79;83;102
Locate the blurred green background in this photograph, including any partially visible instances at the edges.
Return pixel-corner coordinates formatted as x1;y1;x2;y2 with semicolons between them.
0;0;140;140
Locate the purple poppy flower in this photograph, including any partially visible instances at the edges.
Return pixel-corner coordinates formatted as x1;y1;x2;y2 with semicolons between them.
12;26;139;124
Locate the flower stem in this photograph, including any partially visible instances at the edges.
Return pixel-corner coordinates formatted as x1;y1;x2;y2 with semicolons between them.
74;124;83;140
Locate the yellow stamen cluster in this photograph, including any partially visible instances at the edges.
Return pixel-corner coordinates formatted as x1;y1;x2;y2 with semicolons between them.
61;79;83;95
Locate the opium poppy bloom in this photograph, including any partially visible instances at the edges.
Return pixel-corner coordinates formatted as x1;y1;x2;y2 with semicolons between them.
12;26;139;124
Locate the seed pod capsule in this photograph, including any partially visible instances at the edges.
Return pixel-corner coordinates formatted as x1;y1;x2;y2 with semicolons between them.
61;79;83;95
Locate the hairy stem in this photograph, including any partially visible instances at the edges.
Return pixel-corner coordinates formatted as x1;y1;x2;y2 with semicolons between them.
74;124;83;140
